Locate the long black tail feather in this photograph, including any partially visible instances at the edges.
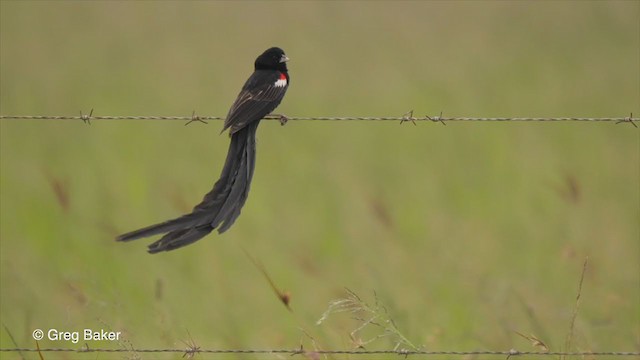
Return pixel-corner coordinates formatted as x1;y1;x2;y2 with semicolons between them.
116;121;260;253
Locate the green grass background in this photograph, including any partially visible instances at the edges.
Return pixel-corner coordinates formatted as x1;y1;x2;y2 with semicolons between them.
1;1;638;359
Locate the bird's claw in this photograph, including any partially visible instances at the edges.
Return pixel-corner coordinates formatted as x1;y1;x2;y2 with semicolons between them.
278;114;289;126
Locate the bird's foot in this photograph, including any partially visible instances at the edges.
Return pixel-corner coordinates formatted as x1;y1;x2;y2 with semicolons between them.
271;113;289;126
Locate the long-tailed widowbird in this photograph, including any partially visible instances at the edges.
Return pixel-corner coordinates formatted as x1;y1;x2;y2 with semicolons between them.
117;47;290;253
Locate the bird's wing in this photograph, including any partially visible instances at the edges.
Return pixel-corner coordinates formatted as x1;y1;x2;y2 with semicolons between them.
223;71;288;134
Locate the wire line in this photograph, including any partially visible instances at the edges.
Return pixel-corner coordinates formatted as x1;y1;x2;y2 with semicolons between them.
0;113;637;127
1;348;638;357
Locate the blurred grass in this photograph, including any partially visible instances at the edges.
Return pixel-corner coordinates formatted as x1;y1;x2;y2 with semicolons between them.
1;1;638;358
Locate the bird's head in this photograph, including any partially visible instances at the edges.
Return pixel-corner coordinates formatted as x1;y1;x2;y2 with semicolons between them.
255;47;289;72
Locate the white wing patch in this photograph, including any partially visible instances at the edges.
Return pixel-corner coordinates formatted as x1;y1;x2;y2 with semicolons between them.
274;78;287;88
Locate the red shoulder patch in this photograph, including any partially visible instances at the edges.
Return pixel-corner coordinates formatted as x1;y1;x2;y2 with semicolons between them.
274;73;288;88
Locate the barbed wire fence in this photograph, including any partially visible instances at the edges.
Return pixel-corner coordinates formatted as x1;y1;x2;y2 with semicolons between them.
1;348;639;357
0;111;637;127
1;114;637;358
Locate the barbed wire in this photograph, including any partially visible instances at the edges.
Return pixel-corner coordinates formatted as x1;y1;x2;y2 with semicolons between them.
1;348;639;357
0;110;637;127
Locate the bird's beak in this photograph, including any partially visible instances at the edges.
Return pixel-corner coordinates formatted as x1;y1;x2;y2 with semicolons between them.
280;54;289;63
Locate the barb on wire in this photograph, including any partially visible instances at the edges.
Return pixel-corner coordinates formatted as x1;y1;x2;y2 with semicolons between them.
616;112;637;128
184;110;207;126
0;348;638;357
79;108;93;125
427;110;446;126
400;110;417;126
0;111;638;126
180;330;200;359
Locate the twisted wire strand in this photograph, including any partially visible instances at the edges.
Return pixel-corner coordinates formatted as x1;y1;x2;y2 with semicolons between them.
1;348;639;356
0;114;637;124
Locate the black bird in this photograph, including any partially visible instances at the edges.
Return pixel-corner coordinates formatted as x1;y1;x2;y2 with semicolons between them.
117;47;290;253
